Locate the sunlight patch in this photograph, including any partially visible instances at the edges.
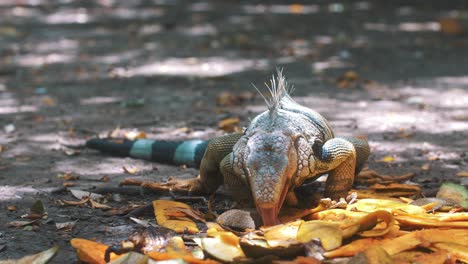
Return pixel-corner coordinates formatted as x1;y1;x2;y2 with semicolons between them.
14;53;75;67
0;186;51;201
43;8;91;24
0;105;38;114
80;96;122;105
123;57;267;78
398;22;440;32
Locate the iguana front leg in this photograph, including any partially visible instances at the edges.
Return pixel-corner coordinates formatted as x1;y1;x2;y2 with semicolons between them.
157;133;243;194
312;136;370;200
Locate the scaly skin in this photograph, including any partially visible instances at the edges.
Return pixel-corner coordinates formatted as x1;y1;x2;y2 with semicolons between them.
154;71;370;226
87;71;370;226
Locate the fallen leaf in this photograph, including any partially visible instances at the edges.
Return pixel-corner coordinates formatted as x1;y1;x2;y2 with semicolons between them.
70;189;103;201
289;4;304;14
438;17;464;35
56;220;77;231
57;198;89;206
125;130;147;140
122;166;139;174
421;163;431;171
217;117;241;133
63;182;75;187
436;182;468;209
174;207;206;223
377;156;395;163
0;246;58;264
7;220;37;228
456;171;468;177
216;92;239;107
7;205;17;212
41;95;56;106
30;200;45;214
153;200;199;234
89;199;112;210
57;172;79;181
369;183;421;197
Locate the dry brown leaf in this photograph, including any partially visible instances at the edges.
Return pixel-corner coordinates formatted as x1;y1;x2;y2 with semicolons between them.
421;163;431;171
173;207;207;223
56;220;77;231
41;95;56;106
1;246;58;264
63;182;75;187
153;200;199;234
57;173;79;181
70;189;103;200
89;199;112;210
58;198;89;206
438;17;464;35
122;166;139;174
289;4;304;14
370;183;421;197
7;205;17;212
216;92;239;107
217;117;241;133
124;130;147;140
7;220;37;228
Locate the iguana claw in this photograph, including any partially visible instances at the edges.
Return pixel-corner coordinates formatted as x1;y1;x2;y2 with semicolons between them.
141;177;205;194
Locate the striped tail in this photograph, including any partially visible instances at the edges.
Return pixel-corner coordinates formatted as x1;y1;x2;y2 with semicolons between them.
86;138;209;168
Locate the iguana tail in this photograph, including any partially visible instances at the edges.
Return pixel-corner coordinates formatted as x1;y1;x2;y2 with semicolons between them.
86;138;209;168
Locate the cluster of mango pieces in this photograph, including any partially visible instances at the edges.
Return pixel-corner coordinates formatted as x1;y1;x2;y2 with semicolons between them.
70;195;468;264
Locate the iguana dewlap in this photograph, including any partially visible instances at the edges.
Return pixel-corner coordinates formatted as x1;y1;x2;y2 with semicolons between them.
87;71;370;226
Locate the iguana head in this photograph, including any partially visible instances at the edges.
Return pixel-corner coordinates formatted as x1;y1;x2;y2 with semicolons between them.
232;69;302;226
233;131;298;226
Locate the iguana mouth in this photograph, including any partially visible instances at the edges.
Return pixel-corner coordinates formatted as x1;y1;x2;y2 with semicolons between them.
257;176;291;226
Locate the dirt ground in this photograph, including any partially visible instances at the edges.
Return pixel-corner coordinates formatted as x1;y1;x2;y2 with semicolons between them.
0;0;467;263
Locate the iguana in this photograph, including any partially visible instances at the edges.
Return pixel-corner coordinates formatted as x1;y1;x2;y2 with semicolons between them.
86;70;370;226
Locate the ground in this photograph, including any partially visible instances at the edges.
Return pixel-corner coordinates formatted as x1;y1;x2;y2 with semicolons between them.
0;0;467;263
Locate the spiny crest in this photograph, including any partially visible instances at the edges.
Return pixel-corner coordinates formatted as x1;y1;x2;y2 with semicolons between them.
253;68;294;118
